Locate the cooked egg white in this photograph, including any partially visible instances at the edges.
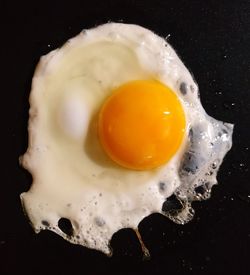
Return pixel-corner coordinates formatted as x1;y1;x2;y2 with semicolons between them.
20;23;233;254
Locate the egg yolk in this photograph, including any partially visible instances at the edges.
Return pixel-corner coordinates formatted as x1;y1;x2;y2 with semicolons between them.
98;80;186;170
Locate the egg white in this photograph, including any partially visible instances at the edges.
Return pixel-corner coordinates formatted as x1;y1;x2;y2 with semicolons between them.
20;23;233;254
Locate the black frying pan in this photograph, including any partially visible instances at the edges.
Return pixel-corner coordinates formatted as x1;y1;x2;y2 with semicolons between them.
2;0;250;274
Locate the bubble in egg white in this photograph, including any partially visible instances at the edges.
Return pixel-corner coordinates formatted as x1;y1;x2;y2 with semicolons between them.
20;23;233;255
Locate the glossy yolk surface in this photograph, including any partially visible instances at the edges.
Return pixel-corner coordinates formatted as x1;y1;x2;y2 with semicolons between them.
98;80;186;170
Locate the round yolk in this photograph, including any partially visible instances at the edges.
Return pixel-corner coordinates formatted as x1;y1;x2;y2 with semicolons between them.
98;80;186;170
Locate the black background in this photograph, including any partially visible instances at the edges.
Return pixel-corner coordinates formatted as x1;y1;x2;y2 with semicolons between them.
1;0;250;274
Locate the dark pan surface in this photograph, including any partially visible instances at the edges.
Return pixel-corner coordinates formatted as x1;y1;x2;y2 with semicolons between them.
1;0;250;274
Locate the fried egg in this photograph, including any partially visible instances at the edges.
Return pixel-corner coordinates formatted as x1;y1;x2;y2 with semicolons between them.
20;23;233;255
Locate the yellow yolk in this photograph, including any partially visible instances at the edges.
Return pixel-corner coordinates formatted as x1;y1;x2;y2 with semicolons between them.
98;80;186;170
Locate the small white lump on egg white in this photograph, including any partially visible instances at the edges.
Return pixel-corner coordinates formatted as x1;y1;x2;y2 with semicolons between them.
20;23;233;255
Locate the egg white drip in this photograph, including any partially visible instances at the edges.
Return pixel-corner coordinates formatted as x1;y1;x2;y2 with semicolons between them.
20;23;233;254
